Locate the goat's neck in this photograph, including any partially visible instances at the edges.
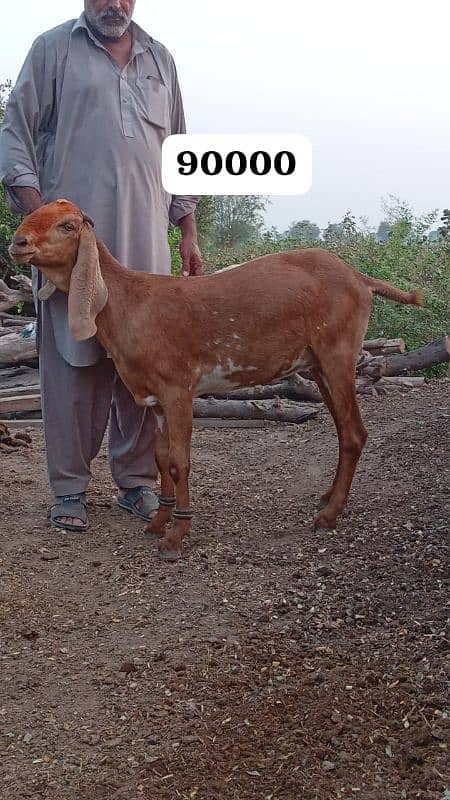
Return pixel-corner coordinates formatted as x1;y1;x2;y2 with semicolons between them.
94;239;143;362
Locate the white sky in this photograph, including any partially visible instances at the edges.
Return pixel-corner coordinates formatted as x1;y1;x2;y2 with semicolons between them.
1;0;450;231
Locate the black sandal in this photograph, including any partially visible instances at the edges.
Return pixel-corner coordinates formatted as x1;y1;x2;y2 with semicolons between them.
50;493;89;532
117;486;159;522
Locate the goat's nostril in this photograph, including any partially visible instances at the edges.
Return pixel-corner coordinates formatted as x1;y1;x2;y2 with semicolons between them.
14;236;29;248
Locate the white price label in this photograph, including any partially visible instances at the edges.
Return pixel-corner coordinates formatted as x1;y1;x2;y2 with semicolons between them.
162;134;312;196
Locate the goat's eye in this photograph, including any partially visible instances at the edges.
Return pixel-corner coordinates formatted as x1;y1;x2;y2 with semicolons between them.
62;223;75;232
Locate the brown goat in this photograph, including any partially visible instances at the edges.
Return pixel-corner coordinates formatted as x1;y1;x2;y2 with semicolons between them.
10;200;423;560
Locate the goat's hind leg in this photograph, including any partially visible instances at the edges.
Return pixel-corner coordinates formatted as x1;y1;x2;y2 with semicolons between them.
145;405;175;538
312;356;368;530
311;367;340;508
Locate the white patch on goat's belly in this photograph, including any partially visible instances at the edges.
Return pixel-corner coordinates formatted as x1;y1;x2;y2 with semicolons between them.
195;360;257;396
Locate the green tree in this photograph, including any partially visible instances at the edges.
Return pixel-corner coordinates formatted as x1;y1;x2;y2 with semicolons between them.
285;219;320;241
322;221;344;242
438;208;450;242
194;196;216;249
341;211;358;238
377;220;393;242
211;195;268;247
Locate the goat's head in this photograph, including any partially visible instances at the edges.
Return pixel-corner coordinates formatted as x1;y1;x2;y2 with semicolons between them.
10;199;108;341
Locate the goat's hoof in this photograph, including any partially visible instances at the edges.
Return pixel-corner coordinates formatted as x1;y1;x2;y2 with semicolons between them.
158;547;181;562
313;511;337;531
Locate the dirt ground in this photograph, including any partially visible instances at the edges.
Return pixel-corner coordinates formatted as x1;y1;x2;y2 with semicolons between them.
0;382;449;800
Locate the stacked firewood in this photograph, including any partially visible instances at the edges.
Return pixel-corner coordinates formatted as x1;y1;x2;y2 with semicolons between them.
0;274;449;424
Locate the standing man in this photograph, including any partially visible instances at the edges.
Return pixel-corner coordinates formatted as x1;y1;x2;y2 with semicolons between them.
0;1;202;531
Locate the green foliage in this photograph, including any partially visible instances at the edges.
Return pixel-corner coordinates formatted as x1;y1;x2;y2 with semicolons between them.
438;208;450;250
211;195;268;247
168;225;182;275
0;80;12;119
284;219;320;241
0;184;21;281
376;220;392;243
323;221;344;242
195;196;216;249
310;202;449;356
0;82;22;281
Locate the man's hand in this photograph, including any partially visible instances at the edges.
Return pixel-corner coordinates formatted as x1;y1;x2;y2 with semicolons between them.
180;236;203;276
12;187;42;215
178;212;203;276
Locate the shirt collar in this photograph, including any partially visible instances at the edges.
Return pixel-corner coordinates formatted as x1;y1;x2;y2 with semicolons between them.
72;13;153;53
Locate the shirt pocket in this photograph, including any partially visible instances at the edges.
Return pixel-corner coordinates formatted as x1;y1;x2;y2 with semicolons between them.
134;77;170;130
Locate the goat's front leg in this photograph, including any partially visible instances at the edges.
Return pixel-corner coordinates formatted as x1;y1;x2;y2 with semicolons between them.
157;393;193;562
145;405;175;538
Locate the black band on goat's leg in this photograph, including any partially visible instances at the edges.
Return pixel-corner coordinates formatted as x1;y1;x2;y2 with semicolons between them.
172;508;193;520
158;495;176;507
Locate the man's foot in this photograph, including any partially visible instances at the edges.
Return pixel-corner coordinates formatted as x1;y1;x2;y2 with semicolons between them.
117;486;159;522
51;493;88;532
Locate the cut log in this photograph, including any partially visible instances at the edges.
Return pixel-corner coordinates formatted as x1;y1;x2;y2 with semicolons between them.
0;312;36;325
193;397;319;424
0;391;319;423
210;373;321;403
380;376;426;387
362;337;406;356
359;335;449;377
0;384;41;398
0;366;40;390
0;326;25;337
356;375;426;395
10;273;33;299
0;332;37;366
0;393;41;414
0;277;34;312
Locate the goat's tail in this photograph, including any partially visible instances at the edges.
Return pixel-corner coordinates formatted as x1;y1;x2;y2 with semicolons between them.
362;274;424;306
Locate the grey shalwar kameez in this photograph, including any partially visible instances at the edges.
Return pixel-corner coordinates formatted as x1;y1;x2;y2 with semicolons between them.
0;14;198;495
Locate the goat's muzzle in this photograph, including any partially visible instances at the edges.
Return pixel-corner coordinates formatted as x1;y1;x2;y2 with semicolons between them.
9;234;37;264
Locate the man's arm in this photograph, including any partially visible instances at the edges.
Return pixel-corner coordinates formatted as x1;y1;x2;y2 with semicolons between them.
166;56;202;276
179;212;203;277
0;35;55;215
11;187;42;215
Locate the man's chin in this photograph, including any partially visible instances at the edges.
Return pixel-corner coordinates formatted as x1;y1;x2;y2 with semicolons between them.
94;21;130;39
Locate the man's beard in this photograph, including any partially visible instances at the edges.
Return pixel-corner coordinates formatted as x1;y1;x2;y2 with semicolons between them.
84;3;132;39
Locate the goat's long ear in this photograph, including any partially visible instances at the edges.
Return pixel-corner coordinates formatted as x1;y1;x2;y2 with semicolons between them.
68;224;108;341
